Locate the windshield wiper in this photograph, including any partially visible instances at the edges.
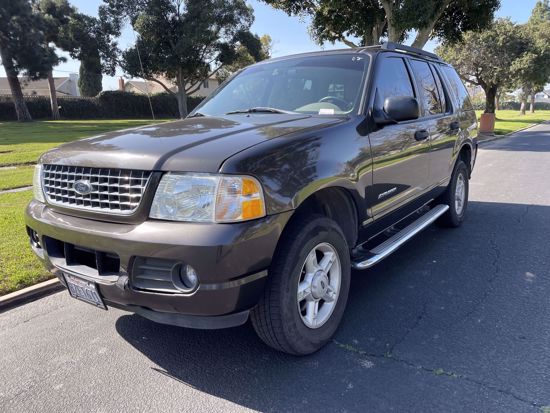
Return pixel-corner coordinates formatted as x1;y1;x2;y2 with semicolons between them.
225;107;297;115
187;112;206;118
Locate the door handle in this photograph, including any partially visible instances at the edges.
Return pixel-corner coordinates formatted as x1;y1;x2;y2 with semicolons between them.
414;129;429;141
450;121;460;131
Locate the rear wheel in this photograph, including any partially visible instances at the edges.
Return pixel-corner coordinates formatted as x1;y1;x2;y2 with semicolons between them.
437;159;469;227
251;215;350;355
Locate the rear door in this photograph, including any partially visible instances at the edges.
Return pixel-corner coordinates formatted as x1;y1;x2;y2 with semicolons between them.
408;59;458;187
439;64;478;164
367;55;431;218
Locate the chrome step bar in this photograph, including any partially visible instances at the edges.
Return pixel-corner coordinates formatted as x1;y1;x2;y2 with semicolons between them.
352;204;449;270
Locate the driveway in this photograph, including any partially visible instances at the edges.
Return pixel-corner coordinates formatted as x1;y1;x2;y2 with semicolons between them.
2;124;550;412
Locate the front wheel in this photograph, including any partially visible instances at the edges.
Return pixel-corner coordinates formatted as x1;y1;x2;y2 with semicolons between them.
251;215;350;355
437;160;469;227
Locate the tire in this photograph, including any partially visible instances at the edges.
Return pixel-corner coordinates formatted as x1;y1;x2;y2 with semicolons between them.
437;159;469;227
251;215;351;355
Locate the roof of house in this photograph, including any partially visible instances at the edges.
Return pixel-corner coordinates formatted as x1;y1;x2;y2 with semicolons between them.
125;80;176;95
0;77;71;96
125;75;219;94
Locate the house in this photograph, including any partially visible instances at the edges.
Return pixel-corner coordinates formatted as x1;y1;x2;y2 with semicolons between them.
0;73;80;97
119;76;219;97
465;84;485;100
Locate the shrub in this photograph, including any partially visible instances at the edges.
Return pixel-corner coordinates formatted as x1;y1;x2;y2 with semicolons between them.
0;92;204;121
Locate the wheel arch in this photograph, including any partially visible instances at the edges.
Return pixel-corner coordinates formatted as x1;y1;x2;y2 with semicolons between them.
283;185;362;250
457;141;474;177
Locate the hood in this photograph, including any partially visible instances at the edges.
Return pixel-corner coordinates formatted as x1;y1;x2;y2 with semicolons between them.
40;114;345;172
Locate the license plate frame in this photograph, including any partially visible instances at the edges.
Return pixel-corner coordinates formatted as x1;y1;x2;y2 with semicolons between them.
64;273;107;310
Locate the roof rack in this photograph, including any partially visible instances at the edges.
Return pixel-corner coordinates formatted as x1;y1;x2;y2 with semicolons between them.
381;42;441;61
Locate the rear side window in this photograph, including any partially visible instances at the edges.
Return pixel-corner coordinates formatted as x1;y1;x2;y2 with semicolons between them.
431;64;449;113
374;57;415;107
440;65;474;112
409;60;443;115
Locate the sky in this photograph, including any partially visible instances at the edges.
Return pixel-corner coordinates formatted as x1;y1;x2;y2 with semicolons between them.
0;0;540;91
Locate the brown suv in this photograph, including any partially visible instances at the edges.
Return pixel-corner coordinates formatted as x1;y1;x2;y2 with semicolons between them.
26;43;477;355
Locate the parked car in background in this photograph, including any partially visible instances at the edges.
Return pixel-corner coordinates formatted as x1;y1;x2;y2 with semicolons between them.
27;43;477;355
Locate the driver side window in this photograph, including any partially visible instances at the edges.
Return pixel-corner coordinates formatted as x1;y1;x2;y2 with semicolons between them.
374;57;415;110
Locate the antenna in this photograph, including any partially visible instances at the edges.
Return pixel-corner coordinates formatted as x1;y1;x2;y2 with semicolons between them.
133;30;156;120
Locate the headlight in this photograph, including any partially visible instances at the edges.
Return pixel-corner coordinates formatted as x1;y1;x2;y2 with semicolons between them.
150;174;266;223
33;164;45;203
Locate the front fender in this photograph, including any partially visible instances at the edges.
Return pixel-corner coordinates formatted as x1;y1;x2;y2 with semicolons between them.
219;118;370;221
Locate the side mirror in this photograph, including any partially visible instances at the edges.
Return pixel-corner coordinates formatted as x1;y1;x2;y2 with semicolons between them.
374;96;420;125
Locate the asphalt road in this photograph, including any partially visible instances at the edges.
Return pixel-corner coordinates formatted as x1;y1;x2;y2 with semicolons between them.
2;124;550;412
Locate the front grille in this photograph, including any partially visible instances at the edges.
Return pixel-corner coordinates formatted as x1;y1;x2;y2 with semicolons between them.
44;236;120;276
42;165;152;215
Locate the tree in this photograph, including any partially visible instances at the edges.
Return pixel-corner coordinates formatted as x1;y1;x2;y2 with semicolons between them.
530;0;550;25
217;34;273;82
515;0;550;113
58;10;120;97
0;0;57;121
261;0;500;49
34;0;75;119
437;19;528;114
102;0;264;118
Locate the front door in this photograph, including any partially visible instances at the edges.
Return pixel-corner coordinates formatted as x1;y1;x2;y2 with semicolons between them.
367;55;431;219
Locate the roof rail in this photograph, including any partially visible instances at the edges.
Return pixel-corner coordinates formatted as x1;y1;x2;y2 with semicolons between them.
381;42;441;61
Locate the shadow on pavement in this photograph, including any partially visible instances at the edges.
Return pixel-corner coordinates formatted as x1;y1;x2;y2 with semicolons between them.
482;129;550;152
115;201;550;411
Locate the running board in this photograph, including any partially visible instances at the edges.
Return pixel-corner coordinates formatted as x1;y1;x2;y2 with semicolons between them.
352;204;449;270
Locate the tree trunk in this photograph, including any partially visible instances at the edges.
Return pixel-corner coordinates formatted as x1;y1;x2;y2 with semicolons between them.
366;20;386;46
380;1;401;42
520;96;527;115
495;93;500;111
530;94;536;113
484;85;497;114
0;45;32;121
175;87;188;118
412;27;432;49
387;22;401;42
411;0;452;49
362;33;374;47
47;70;60;120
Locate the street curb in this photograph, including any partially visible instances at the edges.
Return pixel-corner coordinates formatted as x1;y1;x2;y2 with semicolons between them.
479;120;549;146
0;186;32;195
0;278;63;313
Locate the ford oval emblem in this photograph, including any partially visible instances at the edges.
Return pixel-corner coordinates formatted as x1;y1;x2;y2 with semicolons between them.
73;180;92;195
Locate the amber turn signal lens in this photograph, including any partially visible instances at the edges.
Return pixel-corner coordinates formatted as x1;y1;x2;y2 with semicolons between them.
214;176;265;222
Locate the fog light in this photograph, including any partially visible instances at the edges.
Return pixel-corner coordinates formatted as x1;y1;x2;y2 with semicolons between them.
172;264;199;292
27;227;42;249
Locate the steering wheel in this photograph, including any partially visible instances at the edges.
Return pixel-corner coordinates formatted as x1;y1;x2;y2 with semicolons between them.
318;96;350;110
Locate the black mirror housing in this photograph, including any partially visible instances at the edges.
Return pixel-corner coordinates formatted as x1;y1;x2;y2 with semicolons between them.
383;96;419;123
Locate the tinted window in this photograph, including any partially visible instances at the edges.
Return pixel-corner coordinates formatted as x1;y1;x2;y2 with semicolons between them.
374;57;415;107
410;60;443;115
440;65;474;111
196;54;368;116
431;64;449;113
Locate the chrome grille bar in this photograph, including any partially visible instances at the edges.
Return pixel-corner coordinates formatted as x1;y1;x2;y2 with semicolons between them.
42;165;152;215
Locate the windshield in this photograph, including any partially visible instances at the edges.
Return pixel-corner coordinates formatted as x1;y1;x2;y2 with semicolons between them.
194;54;369;117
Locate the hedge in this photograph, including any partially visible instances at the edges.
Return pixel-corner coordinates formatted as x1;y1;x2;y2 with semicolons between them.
472;100;550;111
0;91;204;121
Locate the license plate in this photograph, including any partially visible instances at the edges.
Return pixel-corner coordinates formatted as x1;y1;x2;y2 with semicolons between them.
64;273;106;310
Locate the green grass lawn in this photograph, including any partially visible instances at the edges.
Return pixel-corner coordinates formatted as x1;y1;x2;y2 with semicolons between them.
0;119;164;296
0;119;164;167
476;110;550;135
0;190;50;295
0;166;34;190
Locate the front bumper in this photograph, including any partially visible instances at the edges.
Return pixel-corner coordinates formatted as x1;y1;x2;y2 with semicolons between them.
25;200;292;328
